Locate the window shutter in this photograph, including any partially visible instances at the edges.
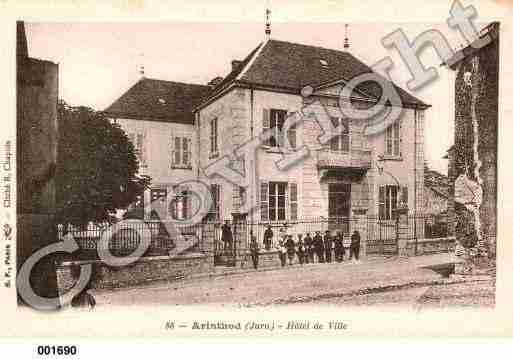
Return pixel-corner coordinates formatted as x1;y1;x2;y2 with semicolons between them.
378;186;385;220
342;118;350;152
213;118;218;152
289;182;298;220
398;120;402;157
137;133;145;167
187;138;192;166
286;112;297;150
232;185;239;212
394;122;400;156
260;181;269;221
174;137;181;165
263;109;271;146
183;190;189;220
210;120;213;153
182;137;189;166
385;126;392;155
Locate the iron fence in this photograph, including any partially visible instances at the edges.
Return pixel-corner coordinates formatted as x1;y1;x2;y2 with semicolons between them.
56;212;452;262
57;220;204;260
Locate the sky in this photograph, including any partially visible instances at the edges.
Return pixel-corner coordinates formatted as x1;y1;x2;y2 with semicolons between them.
25;21;473;175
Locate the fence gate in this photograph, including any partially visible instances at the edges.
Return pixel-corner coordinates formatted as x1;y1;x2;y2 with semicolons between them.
366;216;398;256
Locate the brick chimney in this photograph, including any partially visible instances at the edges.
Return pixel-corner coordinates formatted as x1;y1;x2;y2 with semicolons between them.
208;76;224;88
231;60;242;72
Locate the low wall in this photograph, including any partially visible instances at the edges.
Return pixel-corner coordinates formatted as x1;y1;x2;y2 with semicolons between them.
403;236;455;256
254;250;282;269
56;253;213;292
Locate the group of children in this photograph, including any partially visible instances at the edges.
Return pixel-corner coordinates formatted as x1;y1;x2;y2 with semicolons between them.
249;226;361;270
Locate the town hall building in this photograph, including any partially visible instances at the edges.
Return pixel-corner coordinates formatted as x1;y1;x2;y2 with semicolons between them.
105;35;429;234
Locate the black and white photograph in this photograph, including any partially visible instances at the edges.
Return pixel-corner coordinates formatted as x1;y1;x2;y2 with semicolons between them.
1;0;512;345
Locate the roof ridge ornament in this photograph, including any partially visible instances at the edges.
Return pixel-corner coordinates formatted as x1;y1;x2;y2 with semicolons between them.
265;8;271;39
344;24;350;49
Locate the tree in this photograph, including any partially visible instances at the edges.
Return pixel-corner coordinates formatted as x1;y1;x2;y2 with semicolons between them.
55;101;151;226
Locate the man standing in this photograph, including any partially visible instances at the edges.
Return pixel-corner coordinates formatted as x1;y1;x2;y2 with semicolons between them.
304;232;313;264
313;231;324;263
334;231;345;262
285;234;296;265
277;237;287;267
263;225;273;251
221;219;233;253
323;230;333;263
296;234;305;265
249;231;259;270
350;230;361;261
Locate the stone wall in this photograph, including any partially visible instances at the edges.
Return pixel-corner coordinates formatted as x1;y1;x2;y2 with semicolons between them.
57;253;214;292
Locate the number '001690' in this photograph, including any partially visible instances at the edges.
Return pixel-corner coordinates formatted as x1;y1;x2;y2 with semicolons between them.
37;345;77;356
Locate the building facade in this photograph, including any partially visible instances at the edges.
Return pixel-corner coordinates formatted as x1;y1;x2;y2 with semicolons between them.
105;78;210;221
106;39;429;234
195;39;428;228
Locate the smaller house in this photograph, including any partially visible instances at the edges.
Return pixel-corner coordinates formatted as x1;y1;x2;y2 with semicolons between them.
423;166;451;238
424;166;450;215
104;77;210;221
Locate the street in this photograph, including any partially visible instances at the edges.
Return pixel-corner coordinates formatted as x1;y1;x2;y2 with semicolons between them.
90;253;493;309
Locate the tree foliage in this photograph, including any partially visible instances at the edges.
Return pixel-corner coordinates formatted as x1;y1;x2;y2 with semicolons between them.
56;101;151;226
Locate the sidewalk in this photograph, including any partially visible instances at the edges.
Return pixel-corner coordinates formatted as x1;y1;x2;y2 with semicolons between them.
91;253;472;307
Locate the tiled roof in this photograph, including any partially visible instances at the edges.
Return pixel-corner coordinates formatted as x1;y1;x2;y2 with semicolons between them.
445;22;499;69
104;78;210;124
203;39;428;108
107;39;428;122
425;168;451;199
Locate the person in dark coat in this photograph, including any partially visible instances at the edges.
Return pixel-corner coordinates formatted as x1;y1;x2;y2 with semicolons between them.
323;230;333;263
277;237;287;267
313;231;324;263
296;234;305;265
249;231;259;270
263;225;274;251
285;234;296;265
334;231;345;262
350;230;361;261
304;233;314;264
221;220;233;252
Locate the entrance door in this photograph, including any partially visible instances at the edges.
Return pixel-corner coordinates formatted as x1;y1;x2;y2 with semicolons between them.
328;183;351;232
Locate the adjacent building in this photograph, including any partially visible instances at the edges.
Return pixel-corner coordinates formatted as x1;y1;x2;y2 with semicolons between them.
445;22;499;260
105;78;210;220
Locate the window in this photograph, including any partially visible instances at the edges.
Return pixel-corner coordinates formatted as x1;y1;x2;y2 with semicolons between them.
150;188;168;217
263;109;296;149
233;186;246;213
128;132;147;168
260;181;298;221
379;185;397;220
150;188;167;203
172;136;192;168
169;188;188;220
329;117;350;152
206;184;220;221
379;185;408;220
385;121;401;157
210;118;218;156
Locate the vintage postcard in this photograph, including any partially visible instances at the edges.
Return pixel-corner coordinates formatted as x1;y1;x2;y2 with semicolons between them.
0;0;512;351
